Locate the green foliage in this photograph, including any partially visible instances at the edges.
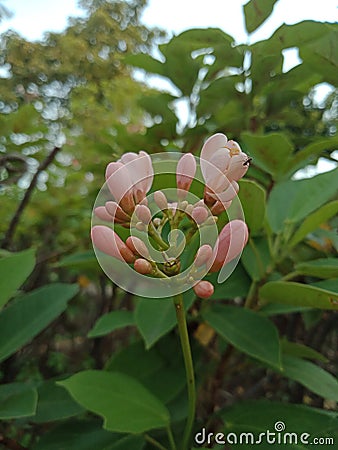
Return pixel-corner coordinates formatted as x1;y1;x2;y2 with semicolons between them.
0;1;337;448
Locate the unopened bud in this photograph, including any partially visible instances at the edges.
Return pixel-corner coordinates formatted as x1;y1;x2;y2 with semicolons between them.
134;258;153;275
193;280;214;299
135;204;152;224
154;190;168;210
126;236;150;258
191;206;209;225
194;244;213;267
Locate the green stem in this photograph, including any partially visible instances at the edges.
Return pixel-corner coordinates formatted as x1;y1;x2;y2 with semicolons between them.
173;294;196;450
166;426;177;450
144;434;168;450
149;222;170;250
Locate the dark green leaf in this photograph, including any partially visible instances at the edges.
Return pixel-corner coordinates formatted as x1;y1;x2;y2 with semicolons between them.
0;283;79;363
209;264;251;300
135;290;194;349
241;132;293;180
30;381;84;423
241;237;271;281
243;0;279;34
238;180;266;234
289;201;338;248
295;258;338;279
58;370;170;433
88;311;135;338
282;355;338;401
0;383;37;419
202;305;281;369
259;281;338;310
267;168;338;233
281;339;328;363
0;248;35;309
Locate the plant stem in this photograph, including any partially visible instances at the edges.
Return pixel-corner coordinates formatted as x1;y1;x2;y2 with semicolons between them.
173;293;196;450
144;434;168;450
148;222;170;250
166;426;177;450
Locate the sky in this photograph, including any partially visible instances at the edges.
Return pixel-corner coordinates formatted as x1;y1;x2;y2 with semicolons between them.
0;0;337;44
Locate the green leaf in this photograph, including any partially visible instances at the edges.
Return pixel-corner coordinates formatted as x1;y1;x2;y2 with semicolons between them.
31;419;143;450
125;53;165;77
88;311;135;338
135;290;194;349
209;264;251;300
259;281;338;310
0;283;79;363
202;305;281;369
221;399;338;449
281;339;328;363
241;237;271;281
267;168;338;233
311;279;338;293
282;355;338;401
238;180;266;234
295;258;338;279
58;370;170;434
241;132;293;180
243;0;279;34
30;381;84;423
55;250;99;272
0;248;35;310
260;303;311;316
289;201;338;248
0;383;37;419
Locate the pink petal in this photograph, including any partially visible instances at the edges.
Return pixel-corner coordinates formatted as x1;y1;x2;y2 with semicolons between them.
211;220;248;272
193;280;214;299
135;204;152;224
200;133;228;163
105;163;133;202
134;258;153;275
191;206;209;224
91;225;135;263
227;153;249;181
94;206;114;222
176;153;196;193
209;181;239;202
194;244;213;267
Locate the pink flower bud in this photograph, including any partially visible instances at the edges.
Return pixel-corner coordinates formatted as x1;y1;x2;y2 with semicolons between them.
105;201;130;222
191;206;209;224
194;244;213;267
135;204;152;224
176;153;196;198
94;206;114;222
193;280;214;299
210;219;248;272
91;225;136;263
154;190;168;210
126;236;150;258
134;258;153;275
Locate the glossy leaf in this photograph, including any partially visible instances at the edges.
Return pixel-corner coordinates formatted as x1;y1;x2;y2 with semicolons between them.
30;381;84;423
267;168;338;233
208;264;251;300
0;283;79;363
135;290;194;349
295;258;338;279
238;180;266;234
281;339;328;363
31;419;143;450
221;399;338;448
259;281;338;310
243;0;278;34
0;383;37;419
58;370;170;433
241;132;293;180
202;305;281;369
0;248;35;309
282;355;338;401
289;201;338;248
88;311;135;338
241;237;271;281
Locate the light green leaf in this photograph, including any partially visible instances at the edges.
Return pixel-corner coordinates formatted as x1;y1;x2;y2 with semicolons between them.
282;355;338;401
238;180;266;234
30;381;84;423
125;53;165;77
221;399;338;449
241;237;271;281
281;339;328;363
295;258;338;279
88;311;135;338
0;248;35;309
260;303;311;316
202;305;281;369
243;0;279;34
58;370;170;434
135;290;194;349
289;201;338;248
0;283;79;363
241;132;293;180
267;168;338;233
0;383;37;419
259;281;338;310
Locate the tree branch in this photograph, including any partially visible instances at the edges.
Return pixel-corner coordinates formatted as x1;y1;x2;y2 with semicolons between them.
1;147;61;250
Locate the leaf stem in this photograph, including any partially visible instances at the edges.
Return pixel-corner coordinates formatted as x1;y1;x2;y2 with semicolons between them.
173;293;196;450
148;222;170;250
144;434;168;450
166;426;177;450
